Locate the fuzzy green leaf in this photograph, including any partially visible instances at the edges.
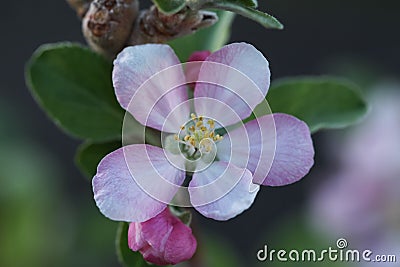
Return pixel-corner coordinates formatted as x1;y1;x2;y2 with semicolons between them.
208;2;283;29
26;43;124;141
153;0;186;15
75;141;121;179
267;77;368;133
220;0;257;8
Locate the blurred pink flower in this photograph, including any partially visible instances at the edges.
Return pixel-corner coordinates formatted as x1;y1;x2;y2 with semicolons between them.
128;208;197;265
311;87;400;258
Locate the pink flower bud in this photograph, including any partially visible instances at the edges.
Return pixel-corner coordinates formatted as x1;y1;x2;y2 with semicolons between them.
188;51;212;62
128;208;197;266
186;50;211;88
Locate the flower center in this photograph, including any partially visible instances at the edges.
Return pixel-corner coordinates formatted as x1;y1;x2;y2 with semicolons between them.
174;113;223;160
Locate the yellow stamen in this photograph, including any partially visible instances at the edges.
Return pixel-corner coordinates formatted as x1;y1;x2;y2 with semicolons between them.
213;134;221;141
174;115;222;156
190;138;196;146
207;119;215;129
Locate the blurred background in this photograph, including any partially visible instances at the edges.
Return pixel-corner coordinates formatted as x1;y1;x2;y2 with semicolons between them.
1;0;399;266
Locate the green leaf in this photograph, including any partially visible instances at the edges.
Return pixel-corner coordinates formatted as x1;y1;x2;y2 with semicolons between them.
153;0;186;15
169;10;235;61
267;77;368;133
207;2;283;29
116;222;152;267
219;0;257;8
26;43;124;141
75;141;121;179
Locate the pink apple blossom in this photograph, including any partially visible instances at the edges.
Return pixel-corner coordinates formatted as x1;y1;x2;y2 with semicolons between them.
93;42;314;224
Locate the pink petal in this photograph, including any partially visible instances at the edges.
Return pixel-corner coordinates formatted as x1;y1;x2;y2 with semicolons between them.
128;223;145;251
113;44;189;132
163;217;197;264
93;144;185;222
142;248;168;266
141;209;173;253
216;115;276;185
188;161;259;221
189;96;245;129
194;43;270;125
263;113;314;186
217;114;314;186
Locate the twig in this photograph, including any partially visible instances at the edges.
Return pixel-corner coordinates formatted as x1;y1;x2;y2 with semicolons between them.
128;5;218;45
66;0;218;58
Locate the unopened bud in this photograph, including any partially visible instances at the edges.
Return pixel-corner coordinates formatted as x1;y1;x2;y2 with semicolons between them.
82;0;139;59
128;5;218;45
128;208;197;265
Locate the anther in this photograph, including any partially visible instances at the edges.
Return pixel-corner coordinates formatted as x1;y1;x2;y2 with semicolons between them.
190;138;196;146
207;119;215;129
213;134;221;141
